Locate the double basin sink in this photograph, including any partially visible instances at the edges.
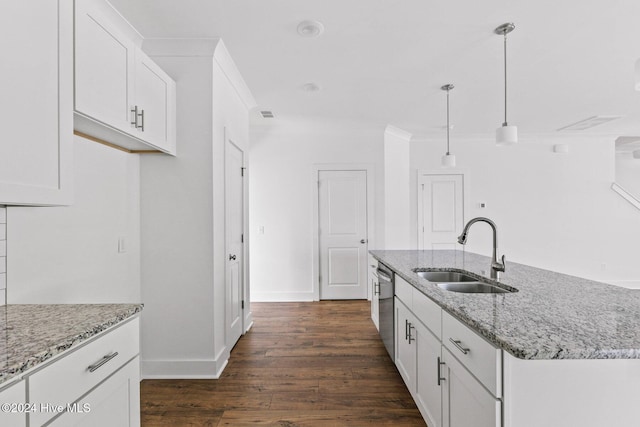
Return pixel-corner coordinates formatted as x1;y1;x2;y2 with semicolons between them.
414;270;517;294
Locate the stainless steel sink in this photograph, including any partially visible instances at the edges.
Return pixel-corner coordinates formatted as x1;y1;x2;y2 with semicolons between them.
414;269;517;294
436;282;511;294
416;271;478;283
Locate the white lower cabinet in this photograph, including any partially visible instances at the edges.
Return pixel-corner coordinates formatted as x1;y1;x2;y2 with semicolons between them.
26;317;140;427
414;319;443;427
49;356;140;427
395;296;443;427
0;380;27;427
369;256;379;330
442;347;501;427
394;276;502;427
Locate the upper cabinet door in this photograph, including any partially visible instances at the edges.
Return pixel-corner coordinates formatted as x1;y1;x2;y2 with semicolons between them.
134;51;177;154
0;0;73;206
74;0;176;155
75;0;135;135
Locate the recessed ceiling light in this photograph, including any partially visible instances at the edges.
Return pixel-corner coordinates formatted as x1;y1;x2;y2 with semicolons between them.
301;83;321;93
557;116;622;131
297;20;324;38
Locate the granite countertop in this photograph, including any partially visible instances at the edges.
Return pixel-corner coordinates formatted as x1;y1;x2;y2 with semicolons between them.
0;304;143;386
371;250;640;360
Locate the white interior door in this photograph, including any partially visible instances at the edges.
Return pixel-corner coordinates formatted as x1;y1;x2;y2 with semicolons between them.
225;140;244;349
318;170;368;300
418;174;464;250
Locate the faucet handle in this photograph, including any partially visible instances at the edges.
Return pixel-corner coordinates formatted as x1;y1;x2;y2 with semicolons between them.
493;254;506;273
499;254;506;271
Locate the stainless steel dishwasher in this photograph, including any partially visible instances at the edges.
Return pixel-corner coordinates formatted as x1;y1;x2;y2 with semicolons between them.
377;262;395;360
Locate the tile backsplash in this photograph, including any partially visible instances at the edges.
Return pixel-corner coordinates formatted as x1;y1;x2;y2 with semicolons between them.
0;206;5;305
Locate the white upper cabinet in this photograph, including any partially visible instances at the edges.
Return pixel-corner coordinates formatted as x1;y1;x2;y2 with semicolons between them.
74;0;176;155
74;0;135;136
0;0;73;206
134;51;177;154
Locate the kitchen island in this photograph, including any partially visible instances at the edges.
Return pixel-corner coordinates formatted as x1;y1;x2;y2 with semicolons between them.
371;250;640;427
0;304;142;426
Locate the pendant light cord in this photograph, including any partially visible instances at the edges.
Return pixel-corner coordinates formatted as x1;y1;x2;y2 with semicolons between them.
503;31;508;126
446;88;450;155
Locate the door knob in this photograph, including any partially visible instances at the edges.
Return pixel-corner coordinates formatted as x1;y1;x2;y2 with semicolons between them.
360;239;367;244
229;254;236;261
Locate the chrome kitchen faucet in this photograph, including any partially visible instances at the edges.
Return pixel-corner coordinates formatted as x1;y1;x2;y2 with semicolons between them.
457;217;506;279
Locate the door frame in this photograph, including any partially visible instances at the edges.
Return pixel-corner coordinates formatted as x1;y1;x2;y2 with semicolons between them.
312;164;376;301
416;169;469;250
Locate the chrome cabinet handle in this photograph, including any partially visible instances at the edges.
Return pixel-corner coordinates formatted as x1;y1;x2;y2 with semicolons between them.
130;106;139;127
373;282;380;296
437;356;446;386
138;108;145;131
449;338;470;355
408;323;415;344
405;319;409;340
87;352;119;373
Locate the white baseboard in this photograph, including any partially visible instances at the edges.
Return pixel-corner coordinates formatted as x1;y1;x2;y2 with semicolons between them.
142;356;228;380
251;291;315;302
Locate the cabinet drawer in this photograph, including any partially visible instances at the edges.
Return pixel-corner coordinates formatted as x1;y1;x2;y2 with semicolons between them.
411;289;441;340
442;311;501;397
28;317;139;426
395;275;413;307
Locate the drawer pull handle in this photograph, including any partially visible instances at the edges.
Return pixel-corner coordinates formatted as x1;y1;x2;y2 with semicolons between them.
437;356;446;386
87;352;119;373
449;338;470;355
408;323;415;344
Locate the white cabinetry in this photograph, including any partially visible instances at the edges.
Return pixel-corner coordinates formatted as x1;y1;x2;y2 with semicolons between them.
0;380;27;427
48;357;140;427
74;0;176;154
0;0;73;206
394;275;501;427
395;276;443;427
369;255;379;330
442;348;501;427
27;317;140;427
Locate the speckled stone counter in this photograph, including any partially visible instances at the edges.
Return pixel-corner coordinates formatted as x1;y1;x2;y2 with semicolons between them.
370;250;640;360
0;304;142;386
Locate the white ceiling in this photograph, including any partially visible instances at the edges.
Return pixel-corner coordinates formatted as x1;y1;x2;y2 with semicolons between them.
109;0;640;139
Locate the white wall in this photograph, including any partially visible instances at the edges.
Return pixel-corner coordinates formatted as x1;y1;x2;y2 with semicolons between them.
410;136;640;287
615;153;640;202
139;39;251;378
7;136;141;303
249;120;385;301
384;126;412;249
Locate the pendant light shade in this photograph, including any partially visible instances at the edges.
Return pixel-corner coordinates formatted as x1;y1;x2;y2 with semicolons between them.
495;23;517;145
441;84;456;168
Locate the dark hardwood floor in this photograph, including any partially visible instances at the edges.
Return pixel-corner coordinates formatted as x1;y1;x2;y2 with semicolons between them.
141;300;426;426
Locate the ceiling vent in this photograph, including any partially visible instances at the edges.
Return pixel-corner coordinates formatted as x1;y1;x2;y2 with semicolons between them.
557;116;622;131
260;110;274;119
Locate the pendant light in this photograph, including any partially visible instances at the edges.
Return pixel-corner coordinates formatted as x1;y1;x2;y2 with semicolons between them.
441;84;456;167
495;22;517;145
